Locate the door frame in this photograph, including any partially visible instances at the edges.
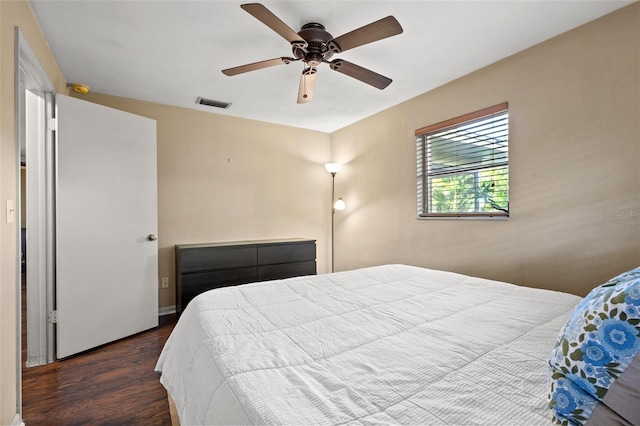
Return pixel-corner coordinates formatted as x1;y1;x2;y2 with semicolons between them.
15;26;56;417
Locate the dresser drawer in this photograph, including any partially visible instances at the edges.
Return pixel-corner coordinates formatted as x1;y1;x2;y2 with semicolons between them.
179;267;258;312
180;246;256;273
258;260;316;281
258;242;316;265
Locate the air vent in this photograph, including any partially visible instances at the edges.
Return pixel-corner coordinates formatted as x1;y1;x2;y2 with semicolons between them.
196;97;231;109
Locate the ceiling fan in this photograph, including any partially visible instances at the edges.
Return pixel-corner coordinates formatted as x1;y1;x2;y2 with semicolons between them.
222;3;403;104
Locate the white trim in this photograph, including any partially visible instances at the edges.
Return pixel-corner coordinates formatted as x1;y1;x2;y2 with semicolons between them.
16;30;55;93
24;90;48;367
16;27;56;368
159;305;176;316
44;91;56;363
15;26;57;422
10;413;24;426
418;215;509;221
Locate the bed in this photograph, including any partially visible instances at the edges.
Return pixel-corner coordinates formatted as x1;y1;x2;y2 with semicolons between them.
155;264;640;425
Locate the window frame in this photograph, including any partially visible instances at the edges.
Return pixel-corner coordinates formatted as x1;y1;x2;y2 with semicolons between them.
416;102;509;220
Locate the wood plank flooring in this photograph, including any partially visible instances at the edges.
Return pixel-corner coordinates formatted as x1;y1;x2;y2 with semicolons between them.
22;312;177;425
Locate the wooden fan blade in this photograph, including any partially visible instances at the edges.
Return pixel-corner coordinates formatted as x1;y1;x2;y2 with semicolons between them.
222;57;294;76
329;59;392;90
330;16;403;53
297;68;317;104
241;3;307;47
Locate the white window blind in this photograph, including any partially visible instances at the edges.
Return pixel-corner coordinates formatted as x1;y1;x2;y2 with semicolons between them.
416;103;509;218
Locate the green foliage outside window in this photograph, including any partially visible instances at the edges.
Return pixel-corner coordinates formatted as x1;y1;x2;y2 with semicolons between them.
430;167;508;213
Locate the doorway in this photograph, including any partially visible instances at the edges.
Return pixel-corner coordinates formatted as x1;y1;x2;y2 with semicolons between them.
20;85;55;368
15;27;56;421
15;26;159;424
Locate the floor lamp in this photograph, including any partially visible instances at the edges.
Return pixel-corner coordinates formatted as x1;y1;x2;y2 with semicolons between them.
325;163;345;273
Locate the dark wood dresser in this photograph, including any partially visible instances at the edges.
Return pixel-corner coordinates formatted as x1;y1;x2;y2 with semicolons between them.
175;238;316;313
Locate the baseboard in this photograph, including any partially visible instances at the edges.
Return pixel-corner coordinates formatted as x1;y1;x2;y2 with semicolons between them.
10;413;24;426
159;305;176;316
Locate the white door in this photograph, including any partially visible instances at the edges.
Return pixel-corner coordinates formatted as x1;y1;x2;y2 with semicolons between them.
56;94;158;358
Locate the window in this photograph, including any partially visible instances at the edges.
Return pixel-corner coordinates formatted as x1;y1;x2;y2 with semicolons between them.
416;103;509;218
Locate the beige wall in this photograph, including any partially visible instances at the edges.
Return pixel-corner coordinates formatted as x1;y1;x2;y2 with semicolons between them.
70;92;332;309
331;3;640;297
0;0;67;423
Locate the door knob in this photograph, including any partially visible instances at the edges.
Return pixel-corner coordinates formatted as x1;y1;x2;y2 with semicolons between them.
148;234;158;241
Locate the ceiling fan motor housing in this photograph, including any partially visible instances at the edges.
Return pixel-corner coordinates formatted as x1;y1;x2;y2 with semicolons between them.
293;22;336;66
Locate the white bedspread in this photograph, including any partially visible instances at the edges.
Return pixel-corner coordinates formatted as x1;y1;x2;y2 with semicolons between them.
155;264;581;425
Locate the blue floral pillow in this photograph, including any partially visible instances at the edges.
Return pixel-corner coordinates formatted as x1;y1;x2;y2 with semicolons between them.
548;266;640;425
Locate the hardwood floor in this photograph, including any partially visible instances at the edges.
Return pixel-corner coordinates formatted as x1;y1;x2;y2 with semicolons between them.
22;311;177;425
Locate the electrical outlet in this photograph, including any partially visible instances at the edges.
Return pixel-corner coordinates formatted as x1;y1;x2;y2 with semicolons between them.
161;277;169;289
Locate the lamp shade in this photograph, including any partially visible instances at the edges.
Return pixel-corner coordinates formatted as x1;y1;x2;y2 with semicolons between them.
334;198;346;211
325;163;342;174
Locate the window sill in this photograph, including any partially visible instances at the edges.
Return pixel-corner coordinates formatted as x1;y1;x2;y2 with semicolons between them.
417;213;509;221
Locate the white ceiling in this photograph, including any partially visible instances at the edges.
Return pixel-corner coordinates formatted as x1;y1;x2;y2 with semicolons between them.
29;0;634;133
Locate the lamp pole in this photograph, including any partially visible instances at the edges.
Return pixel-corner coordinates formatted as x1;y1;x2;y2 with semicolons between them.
330;171;336;273
325;163;342;273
